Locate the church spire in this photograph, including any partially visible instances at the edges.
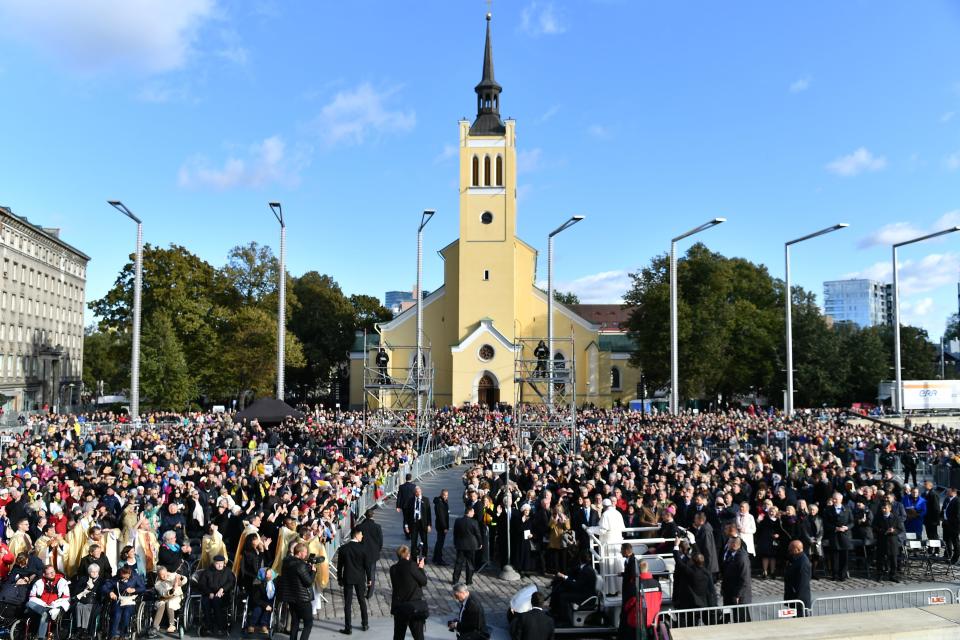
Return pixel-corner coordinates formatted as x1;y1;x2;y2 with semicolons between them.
470;13;506;136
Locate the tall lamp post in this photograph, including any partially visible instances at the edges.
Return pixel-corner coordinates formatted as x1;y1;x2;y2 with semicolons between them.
107;201;142;423
892;225;960;412
547;215;584;409
269;202;286;401
416;210;435;439
785;223;848;417
670;218;725;414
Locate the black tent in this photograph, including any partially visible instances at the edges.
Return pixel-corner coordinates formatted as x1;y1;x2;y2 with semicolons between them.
234;397;303;424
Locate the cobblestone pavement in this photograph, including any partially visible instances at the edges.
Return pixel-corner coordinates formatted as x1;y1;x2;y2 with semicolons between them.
313;465;960;634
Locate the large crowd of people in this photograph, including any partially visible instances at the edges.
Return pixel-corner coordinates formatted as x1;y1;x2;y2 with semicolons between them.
1;405;960;640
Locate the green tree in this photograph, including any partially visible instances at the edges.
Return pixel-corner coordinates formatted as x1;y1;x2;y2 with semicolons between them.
220;242;279;306
781;289;843;406
288;272;355;400
82;326;130;399
139;313;194;410
879;324;937;380
553;291;581;305
219;306;305;404
89;244;226;398
350;294;392;331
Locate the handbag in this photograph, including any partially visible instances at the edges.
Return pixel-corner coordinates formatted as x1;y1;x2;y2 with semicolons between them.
395;599;430;621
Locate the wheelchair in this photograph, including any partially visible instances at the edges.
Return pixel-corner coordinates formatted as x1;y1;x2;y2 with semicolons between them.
0;601;28;640
183;571;237;637
20;603;71;640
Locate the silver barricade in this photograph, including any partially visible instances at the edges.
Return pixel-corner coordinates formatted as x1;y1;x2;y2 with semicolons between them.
811;588;956;616
657;600;807;629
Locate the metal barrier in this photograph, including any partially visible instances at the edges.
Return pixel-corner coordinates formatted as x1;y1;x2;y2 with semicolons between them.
811;588;956;616
656;600;806;629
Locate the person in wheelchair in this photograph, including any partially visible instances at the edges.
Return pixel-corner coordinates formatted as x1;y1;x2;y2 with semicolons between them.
25;564;70;640
70;562;107;640
549;551;599;627
245;567;276;634
102;564;146;640
197;554;236;637
157;531;192;574
148;565;185;637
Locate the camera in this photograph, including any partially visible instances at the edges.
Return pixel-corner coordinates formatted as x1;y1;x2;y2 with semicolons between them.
307;554;325;565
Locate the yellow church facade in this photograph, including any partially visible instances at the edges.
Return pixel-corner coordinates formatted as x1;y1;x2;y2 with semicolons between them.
348;15;642;410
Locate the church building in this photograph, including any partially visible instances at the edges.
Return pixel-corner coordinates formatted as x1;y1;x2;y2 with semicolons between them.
348;15;641;409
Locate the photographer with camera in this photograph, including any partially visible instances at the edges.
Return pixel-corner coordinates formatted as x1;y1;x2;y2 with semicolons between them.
337;527;370;634
278;542;317;640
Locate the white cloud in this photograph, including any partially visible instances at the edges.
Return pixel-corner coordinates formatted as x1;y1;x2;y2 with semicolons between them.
844;252;960;296
825;147;887;177
536;104;561;123
587;124;611;140
136;81;193;103
538;270;631;304
520;2;566;36
858;211;960;248
517;148;543;173
178;135;304;189
946;151;960;171
0;0;216;73
789;76;812;93
310;83;415;146
858;222;927;249
433;144;457;164
941;111;955;124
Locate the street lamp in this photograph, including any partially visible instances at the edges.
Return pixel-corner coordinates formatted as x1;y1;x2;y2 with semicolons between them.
107;200;143;423
547;215;585;409
785;223;848;417
269;202;286;401
416;210;435;433
892;225;960;412
670;218;726;414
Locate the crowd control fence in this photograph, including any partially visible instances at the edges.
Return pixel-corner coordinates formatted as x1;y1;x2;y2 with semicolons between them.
656;599;807;630
810;587;956;616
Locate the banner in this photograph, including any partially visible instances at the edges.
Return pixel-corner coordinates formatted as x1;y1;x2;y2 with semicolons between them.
902;380;960;410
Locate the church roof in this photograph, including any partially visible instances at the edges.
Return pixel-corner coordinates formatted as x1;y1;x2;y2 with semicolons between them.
569;304;631;332
470;13;506;136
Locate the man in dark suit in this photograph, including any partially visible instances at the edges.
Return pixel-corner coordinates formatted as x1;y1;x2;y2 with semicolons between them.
874;501;905;581
453;505;483;585
943;487;960;564
389;545;428;640
783;540;811;615
551;552;598;626
922;480;941;546
397;475;416;514
403;486;432;563
692;512;719;577
720;537;751;622
356;510;383;598
672;541;716;611
571;495;599;550
450;583;489;640
823;492;853;581
510;591;554;640
433;490;450;565
336;528;370;634
497;495;521;568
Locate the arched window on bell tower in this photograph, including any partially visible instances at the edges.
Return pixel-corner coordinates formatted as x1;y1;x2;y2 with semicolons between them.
495;155;503;186
472;155;480;186
484;155;491;186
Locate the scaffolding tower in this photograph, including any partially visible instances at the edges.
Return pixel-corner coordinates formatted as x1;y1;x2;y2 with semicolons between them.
513;336;577;454
362;327;434;455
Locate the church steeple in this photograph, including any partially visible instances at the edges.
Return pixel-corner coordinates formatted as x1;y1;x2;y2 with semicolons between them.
470;13;506;136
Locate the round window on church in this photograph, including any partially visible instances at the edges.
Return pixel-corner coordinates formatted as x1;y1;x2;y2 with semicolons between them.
480;211;494;225
479;344;495;362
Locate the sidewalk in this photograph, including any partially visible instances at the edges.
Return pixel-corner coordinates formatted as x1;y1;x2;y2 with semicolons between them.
313;463;552;637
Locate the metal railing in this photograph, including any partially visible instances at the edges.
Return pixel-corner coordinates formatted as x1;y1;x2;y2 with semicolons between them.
810;587;956;616
657;600;806;628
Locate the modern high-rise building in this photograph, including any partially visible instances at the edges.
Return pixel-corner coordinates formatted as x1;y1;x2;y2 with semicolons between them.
1;206;89;415
384;290;414;314
823;278;893;328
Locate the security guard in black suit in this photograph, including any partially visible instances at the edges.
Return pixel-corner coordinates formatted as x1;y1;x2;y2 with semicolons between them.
337;528;370;634
510;591;554;640
453;505;483;586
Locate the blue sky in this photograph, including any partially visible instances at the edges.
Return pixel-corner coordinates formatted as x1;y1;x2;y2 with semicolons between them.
1;0;960;337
